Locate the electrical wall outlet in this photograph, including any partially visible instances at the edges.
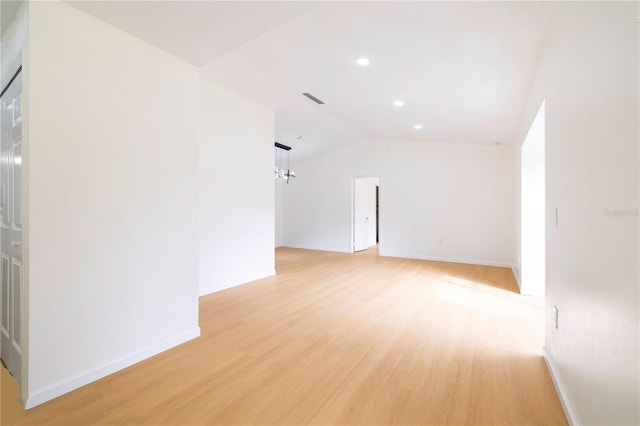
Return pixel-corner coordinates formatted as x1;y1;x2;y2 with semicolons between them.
553;306;559;329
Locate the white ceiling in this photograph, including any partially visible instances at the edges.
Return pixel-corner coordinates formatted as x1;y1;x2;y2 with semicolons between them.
68;1;551;163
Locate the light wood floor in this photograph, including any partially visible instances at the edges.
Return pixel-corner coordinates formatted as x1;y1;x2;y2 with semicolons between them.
2;363;23;425
10;247;566;425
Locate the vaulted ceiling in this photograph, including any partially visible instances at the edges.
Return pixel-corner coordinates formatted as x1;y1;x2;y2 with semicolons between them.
1;1;21;30
68;1;551;162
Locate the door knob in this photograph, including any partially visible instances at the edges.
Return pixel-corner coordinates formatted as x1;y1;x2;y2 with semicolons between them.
11;241;20;247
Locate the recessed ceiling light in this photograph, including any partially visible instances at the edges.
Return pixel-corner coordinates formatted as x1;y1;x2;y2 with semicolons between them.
414;124;423;130
393;100;404;107
356;58;370;66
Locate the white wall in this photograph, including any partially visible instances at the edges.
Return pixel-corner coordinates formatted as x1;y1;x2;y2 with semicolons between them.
27;1;200;407
197;79;275;295
513;2;639;424
282;139;513;266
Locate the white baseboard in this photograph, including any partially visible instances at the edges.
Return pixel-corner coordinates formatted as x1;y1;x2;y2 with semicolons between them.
278;244;352;254
24;327;201;409
378;251;512;268
512;266;522;290
542;346;581;425
199;269;275;297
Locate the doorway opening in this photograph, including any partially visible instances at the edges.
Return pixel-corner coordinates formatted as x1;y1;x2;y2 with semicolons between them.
376;185;379;244
352;177;379;252
520;100;545;296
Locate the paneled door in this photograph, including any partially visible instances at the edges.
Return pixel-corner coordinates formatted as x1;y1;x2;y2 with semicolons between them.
0;68;23;383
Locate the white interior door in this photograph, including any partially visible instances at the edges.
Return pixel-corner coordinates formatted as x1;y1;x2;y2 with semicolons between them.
353;179;369;252
366;182;377;247
0;68;23;383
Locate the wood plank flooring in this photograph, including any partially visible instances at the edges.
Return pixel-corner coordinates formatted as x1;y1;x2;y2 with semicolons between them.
12;247;566;425
2;363;23;425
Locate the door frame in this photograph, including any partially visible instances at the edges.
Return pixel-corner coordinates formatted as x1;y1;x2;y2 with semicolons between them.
520;100;545;297
351;176;380;253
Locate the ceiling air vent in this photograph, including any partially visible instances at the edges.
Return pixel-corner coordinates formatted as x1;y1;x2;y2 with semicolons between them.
302;92;325;104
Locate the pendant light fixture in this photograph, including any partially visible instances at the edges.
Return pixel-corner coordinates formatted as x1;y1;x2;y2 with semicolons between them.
275;142;296;183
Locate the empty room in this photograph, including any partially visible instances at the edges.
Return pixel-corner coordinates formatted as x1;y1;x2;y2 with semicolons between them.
0;1;638;425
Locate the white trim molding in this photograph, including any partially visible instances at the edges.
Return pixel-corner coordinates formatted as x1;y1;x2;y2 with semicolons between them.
24;328;201;409
379;250;512;268
199;269;275;297
278;244;352;254
543;346;581;425
511;266;522;291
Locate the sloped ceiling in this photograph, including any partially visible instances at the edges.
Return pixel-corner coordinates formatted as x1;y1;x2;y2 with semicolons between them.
1;1;21;30
68;1;551;162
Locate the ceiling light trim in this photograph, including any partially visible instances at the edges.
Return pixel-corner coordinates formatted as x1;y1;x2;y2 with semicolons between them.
302;92;325;104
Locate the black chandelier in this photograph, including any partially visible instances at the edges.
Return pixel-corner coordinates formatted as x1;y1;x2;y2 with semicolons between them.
274;142;296;183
